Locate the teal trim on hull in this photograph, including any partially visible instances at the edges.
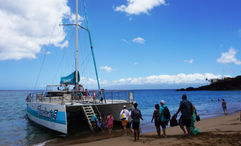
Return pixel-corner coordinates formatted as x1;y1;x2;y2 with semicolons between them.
27;105;67;125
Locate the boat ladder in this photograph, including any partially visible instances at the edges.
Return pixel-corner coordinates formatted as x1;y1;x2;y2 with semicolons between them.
82;105;95;131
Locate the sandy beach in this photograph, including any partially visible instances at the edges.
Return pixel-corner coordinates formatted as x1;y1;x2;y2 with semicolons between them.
46;111;241;146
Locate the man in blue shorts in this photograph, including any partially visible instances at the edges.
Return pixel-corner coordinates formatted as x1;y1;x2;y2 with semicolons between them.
174;94;193;135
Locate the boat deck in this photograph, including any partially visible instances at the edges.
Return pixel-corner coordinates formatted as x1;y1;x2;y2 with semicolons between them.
27;89;134;107
32;95;131;106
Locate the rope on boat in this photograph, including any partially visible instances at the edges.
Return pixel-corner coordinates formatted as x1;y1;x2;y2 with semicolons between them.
33;16;62;90
83;0;101;92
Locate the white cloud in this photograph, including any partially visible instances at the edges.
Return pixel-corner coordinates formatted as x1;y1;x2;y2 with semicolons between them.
80;73;227;87
100;66;113;72
111;73;225;85
217;47;241;65
69;13;84;24
115;0;166;15
133;62;138;65
132;37;145;44
79;77;97;85
0;0;71;60
55;40;69;48
184;59;194;64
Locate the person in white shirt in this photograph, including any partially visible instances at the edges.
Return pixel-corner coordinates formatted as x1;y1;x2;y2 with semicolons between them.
120;105;130;136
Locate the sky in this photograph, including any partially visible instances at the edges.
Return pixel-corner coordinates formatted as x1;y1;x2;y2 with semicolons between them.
0;0;241;90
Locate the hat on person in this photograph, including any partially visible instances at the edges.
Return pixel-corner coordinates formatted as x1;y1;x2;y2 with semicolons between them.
160;100;165;104
123;105;126;108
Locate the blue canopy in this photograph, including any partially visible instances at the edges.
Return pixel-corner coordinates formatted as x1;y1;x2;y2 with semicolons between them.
60;71;79;84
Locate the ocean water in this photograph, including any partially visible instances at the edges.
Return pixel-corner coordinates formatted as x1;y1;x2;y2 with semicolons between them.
0;90;240;145
134;89;241;132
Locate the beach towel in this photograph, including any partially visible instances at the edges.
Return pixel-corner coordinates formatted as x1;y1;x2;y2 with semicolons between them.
190;109;200;135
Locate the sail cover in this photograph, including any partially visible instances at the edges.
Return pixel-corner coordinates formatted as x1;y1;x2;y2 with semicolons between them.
60;71;79;84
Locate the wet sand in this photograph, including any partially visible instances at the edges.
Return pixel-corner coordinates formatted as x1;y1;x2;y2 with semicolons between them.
46;111;241;146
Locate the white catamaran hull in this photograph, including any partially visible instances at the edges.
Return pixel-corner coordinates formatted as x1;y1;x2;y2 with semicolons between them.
27;102;67;134
27;100;133;134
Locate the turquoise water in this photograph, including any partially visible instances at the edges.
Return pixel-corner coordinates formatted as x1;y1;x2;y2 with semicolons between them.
0;90;240;145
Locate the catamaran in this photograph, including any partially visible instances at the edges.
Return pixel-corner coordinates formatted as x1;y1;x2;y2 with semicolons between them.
26;0;135;134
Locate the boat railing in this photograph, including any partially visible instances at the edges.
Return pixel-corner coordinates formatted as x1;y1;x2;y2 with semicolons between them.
101;90;134;104
27;91;100;104
26;92;44;103
26;90;134;104
27;92;66;104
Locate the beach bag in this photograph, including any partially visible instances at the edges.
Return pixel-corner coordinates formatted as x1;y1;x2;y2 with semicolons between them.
170;116;178;127
163;106;171;121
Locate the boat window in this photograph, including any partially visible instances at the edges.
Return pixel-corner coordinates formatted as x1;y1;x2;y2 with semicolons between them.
46;91;64;97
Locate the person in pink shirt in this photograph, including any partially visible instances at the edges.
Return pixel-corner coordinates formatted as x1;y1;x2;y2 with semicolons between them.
106;113;114;135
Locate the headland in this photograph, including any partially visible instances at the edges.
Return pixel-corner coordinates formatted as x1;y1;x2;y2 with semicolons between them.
177;75;241;91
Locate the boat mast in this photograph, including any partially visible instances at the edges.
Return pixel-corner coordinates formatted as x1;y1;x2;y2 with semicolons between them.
75;0;79;88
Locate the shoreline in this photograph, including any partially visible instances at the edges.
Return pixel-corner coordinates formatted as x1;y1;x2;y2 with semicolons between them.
45;111;241;146
140;109;240;133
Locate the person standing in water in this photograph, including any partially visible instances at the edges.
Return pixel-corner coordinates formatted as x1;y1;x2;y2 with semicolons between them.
131;103;143;141
222;99;227;114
